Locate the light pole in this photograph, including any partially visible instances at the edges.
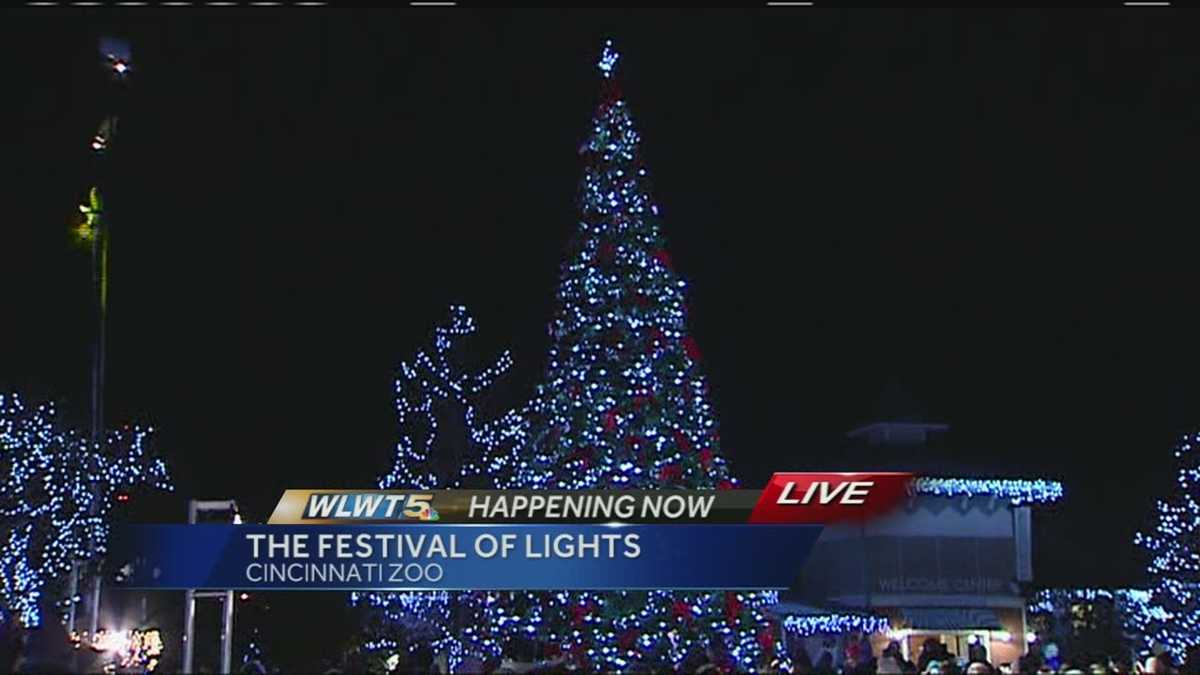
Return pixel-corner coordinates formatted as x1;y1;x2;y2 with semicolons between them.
66;35;131;640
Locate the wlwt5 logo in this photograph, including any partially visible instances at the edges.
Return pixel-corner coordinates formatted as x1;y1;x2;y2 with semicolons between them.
748;473;915;524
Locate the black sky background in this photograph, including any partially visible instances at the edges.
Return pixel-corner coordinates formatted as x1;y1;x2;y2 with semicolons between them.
3;8;1198;599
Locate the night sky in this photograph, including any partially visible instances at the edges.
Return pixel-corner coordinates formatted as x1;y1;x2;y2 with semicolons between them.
3;8;1198;599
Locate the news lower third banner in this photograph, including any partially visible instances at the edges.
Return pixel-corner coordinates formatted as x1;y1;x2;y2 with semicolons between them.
111;524;821;590
111;473;915;591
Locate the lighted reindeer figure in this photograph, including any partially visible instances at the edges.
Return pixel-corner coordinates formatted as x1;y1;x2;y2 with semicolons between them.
358;307;534;667
379;305;527;491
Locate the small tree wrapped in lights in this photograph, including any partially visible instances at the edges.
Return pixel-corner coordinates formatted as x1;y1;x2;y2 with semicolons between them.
0;393;172;628
1133;430;1200;662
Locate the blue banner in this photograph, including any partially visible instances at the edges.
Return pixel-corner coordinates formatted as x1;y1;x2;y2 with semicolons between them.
111;524;821;590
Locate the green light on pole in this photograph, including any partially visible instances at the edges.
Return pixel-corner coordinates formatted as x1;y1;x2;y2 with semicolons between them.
75;187;103;245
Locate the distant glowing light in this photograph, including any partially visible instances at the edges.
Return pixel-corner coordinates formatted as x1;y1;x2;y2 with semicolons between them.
74;221;96;243
92;629;131;655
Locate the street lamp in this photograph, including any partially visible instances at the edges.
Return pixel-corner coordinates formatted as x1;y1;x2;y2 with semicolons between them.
100;36;132;81
91;117;117;154
66;33;133;646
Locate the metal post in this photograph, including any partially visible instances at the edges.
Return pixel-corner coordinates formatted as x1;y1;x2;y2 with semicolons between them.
66;562;79;633
184;499;198;672
90;222;106;456
220;590;234;674
183;589;196;674
84;35;120;645
183;499;239;674
82;220;107;644
88;565;102;636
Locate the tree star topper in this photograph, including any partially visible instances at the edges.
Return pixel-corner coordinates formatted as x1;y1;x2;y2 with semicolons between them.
597;39;619;78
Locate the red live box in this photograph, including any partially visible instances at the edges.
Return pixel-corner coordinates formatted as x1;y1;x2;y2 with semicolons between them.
748;472;915;524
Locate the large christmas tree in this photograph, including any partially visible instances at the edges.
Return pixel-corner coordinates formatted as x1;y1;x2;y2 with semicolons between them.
517;40;735;494
356;41;782;672
1133;430;1200;662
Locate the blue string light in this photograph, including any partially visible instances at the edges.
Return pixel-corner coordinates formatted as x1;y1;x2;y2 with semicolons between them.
1027;588;1150;617
0;392;172;627
781;613;890;637
913;477;1064;505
